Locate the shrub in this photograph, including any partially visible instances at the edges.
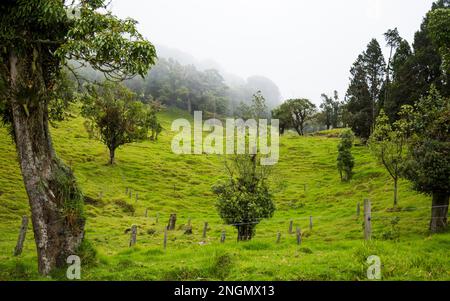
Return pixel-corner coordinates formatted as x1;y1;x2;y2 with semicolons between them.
337;129;355;181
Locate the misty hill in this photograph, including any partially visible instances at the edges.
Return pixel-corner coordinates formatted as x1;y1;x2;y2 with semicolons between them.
156;44;282;108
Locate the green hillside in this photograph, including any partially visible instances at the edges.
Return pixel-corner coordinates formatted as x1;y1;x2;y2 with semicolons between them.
0;108;448;280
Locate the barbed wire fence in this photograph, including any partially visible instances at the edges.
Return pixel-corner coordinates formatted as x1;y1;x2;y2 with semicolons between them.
3;194;448;254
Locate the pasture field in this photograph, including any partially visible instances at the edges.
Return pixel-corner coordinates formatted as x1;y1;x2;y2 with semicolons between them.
0;108;448;280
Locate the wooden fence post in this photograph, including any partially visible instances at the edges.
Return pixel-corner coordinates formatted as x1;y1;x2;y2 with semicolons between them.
203;222;208;238
129;189;132;199
129;225;137;247
167;213;177;230
289;220;293;234
309;216;313;230
220;231;226;243
144;208;148;217
14;216;28;256
357;202;360;219
163;227;167;249
276;232;281;243
364;199;372;240
296;227;302;245
135;192;138;203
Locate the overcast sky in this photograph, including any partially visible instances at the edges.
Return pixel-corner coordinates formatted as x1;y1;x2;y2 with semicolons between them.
111;0;435;105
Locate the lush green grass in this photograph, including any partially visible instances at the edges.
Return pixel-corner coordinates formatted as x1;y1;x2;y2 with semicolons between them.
0;107;449;280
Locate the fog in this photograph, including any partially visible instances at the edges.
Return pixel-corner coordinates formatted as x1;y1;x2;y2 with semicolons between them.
111;0;435;105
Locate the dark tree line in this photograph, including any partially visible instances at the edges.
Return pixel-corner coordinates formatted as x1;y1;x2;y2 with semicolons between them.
344;0;449;141
356;0;449;232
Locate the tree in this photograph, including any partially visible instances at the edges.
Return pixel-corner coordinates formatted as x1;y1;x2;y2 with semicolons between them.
320;94;333;130
286;98;316;135
427;7;450;73
250;91;269;119
337;130;355;182
383;28;402;110
236;91;269;120
369;110;408;207
271;102;292;135
235;101;253;120
383;40;414;121
363;39;386;133
405;0;449;101
145;100;165;141
382;0;449;121
212;154;275;241
319;91;342;129
0;1;156;274
344;55;372;140
331;91;342;129
81;82;148;164
344;39;386;140
402;86;450;232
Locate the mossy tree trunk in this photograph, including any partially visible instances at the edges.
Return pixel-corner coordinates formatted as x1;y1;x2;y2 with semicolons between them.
393;177;398;208
9;49;85;275
109;147;116;165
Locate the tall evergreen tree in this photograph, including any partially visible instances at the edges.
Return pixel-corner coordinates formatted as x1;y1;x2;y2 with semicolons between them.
384;40;414;121
383;28;402;111
344;55;372;140
409;0;449;100
382;0;449;121
363;39;386;133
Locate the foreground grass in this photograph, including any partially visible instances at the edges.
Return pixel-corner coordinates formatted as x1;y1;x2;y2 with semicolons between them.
0;108;448;280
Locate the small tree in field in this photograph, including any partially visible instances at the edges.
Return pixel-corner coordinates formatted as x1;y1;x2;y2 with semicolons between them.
212;154;275;241
81;82;148;164
271;102;292;135
145;100;164;141
337;130;355;181
369;110;408;208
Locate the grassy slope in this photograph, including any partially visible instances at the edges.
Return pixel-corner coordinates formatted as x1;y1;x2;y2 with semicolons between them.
0;107;448;280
